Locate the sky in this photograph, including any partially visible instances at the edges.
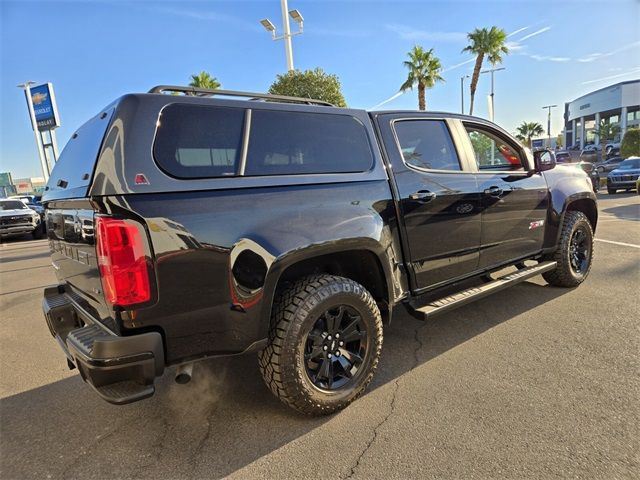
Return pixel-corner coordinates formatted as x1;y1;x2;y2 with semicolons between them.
1;0;639;179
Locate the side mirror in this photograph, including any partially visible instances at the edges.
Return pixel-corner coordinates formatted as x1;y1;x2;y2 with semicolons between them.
534;149;556;172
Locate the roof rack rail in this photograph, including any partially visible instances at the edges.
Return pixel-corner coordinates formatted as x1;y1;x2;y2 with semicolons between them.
147;85;335;107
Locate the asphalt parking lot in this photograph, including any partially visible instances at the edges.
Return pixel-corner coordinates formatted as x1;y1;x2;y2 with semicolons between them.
1;192;638;479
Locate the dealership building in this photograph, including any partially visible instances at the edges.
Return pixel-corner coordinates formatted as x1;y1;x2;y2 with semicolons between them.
563;79;640;149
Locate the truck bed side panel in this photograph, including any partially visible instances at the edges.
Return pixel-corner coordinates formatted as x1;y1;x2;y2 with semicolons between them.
113;180;405;363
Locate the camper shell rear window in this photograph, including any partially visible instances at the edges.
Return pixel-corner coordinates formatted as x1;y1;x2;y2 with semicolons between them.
43;108;114;200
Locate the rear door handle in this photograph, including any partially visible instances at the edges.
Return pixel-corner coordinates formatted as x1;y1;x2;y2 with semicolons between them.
483;186;504;197
409;190;437;202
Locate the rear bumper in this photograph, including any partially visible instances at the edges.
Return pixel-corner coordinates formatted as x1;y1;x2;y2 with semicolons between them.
42;285;164;404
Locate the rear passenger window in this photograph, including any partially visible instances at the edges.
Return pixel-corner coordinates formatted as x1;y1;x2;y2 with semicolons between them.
154;104;245;178
245;110;373;176
393;120;461;171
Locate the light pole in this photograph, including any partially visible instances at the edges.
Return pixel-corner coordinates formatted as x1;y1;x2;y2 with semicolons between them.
260;0;304;72
480;66;505;122
460;75;469;114
17;81;50;182
542;104;558;148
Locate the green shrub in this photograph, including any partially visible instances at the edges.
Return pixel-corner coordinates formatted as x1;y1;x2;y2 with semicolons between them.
269;68;347;107
620;128;640;158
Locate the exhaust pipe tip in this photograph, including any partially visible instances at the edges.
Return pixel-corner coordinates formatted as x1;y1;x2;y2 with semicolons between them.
175;363;193;384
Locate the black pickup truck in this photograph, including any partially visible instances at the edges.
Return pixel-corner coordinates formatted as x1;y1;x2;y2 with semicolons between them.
41;86;597;415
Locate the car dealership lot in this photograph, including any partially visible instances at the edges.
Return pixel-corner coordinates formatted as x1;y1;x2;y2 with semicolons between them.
1;193;638;480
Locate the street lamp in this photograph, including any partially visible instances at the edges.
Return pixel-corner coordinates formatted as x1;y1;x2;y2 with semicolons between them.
288;9;304;26
260;0;304;72
480;66;505;122
260;18;276;34
542;104;558;148
460;75;469;114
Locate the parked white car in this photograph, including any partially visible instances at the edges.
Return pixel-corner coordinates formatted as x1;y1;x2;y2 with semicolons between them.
0;199;43;240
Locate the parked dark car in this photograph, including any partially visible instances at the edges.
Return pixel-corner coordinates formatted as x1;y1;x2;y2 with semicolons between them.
40;86;598;415
579;145;601;163
607;157;640;194
594;156;624;174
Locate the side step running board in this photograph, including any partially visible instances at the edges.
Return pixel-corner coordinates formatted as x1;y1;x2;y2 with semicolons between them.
413;261;557;319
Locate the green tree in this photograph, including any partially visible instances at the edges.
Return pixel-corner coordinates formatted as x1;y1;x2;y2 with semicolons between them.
399;45;445;111
462;26;509;116
268;67;347;107
620;128;640;158
469;130;493;162
189;71;221;89
515;121;545;149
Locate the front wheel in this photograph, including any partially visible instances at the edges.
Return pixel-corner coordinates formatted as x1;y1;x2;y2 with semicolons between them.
542;211;594;288
258;274;383;415
607;187;617;194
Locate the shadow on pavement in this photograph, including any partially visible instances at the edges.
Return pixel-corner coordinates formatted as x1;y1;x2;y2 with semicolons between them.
0;280;570;479
597;191;638;200
600;202;640;222
0;251;51;264
0;234;41;244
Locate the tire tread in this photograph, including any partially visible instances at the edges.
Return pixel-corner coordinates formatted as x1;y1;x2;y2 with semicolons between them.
542;211;594;287
258;274;383;415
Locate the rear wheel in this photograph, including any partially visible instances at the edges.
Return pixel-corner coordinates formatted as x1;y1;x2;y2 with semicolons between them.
607;187;617;194
258;274;383;416
542;211;594;288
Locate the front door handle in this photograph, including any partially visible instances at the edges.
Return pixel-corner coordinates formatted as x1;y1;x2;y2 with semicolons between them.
409;190;437;202
484;186;504;197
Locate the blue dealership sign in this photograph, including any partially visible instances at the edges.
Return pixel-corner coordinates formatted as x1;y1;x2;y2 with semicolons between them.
28;83;60;131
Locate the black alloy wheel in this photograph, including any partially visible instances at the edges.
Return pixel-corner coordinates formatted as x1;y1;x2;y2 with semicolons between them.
542;211;594;287
258;274;383;415
569;227;590;274
303;305;368;391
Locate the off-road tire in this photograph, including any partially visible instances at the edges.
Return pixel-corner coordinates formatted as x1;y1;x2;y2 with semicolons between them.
258;274;383;416
542;211;594;288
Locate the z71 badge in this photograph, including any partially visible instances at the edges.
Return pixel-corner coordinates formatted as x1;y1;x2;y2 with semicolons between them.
529;220;545;230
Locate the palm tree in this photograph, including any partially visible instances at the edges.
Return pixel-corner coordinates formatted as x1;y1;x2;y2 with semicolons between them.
400;46;445;111
593;118;620;160
515;121;545;149
189;71;221;89
462;27;509;115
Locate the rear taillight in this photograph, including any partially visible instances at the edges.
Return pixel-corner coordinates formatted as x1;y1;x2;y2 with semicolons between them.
96;217;151;306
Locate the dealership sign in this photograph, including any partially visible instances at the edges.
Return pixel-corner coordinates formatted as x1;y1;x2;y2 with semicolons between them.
28;83;60;131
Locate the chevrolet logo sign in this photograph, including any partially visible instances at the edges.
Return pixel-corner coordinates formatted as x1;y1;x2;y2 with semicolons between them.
32;92;48;105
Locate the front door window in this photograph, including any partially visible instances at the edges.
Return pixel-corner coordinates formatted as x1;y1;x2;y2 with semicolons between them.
465;127;524;171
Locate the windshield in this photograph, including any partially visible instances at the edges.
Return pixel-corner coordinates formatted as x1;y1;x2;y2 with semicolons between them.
0;200;28;211
617;159;640;170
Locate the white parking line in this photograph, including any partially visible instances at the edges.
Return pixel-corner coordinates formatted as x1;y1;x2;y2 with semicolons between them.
595;238;640;249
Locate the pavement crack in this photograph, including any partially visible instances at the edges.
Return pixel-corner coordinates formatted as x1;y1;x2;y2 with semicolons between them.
342;319;426;479
343;379;400;480
412;320;427;368
192;412;214;463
